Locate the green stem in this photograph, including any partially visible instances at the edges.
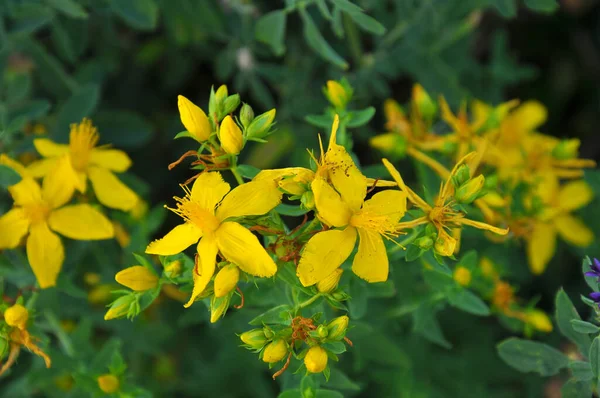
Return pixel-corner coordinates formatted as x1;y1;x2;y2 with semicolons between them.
296;293;322;311
230;166;244;185
44;311;75;357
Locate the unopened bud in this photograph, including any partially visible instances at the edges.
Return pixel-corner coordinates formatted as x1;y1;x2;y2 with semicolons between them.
164;260;182;278
210;294;231;323
434;229;457;257
452;164;471;188
246;109;276;140
104;295;135;321
215;84;228;104
415;236;433;250
177;95;211;142
214;264;239;298
331;291;350;301
222;94;240;117
240;103;255;128
88;284;113;305
219;115;244;155
325;80;349;109
525;309;553;333
412;84;437;120
326;315;349;340
455;175;485;204
115;265;159;292
369;133;407;158
317;325;328;338
97;374;120;394
84;272;101;286
263;326;275;339
301;191;315;210
240;329;268;349
317;269;343;293
552;139;580;160
453;266;472;287
304;346;328;373
262;339;288;363
4;304;29;330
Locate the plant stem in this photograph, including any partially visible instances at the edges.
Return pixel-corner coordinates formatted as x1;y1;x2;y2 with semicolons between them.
296;293;322;311
230;166;244;185
45;311;75;357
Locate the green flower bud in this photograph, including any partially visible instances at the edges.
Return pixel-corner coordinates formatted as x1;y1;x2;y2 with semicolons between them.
240;103;255;128
240;329;268;349
331;291;350;301
215;84;228;104
210;294;231;323
301;190;315;210
415;236;434;250
412;84;437;120
326;315;349;340
263;326;275;339
317;325;328;338
104;294;136;321
455;175;485;204
452;164;471;188
552;139;580;160
246;109;276;139
221;94;241;116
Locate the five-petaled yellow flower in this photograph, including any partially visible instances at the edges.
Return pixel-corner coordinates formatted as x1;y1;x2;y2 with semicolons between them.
27;118;138;211
0;156;114;288
145;171;282;307
527;174;594;274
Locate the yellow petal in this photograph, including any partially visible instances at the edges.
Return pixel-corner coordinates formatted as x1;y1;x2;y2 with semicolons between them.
254;167;315;196
0;208;30;249
190;171;230;211
0;154;30;179
311;177;352;228
216;179;281;221
115;266;159;291
48;204;114;240
184;234;218;308
26;222;64;288
508;100;547;132
297;227;357;286
361;189;407;224
459;217;509;235
178;95;211;141
27;158;58;178
434;228;457;257
527;222;556;275
325;147;366;212
558;180;593;212
8;178;43;207
90;148;132;172
555;214;594;247
471;100;491;130
438;96;460;132
88;166;138;211
369;133;402;153
365;178;397;188
352;228;388;282
215;222;277;277
145;222;202;255
42;156;76;209
33;138;69;158
219;115;244;155
382;158;431;211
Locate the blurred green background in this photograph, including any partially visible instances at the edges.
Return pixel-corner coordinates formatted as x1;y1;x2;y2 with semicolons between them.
1;0;600;396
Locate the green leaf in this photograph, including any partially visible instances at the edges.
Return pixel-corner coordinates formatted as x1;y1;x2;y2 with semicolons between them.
278;391;301;398
494;0;517;18
413;304;452;349
447;289;490;316
236;164;261;179
323;341;346;354
315;390;343;398
53;84;99;141
315;0;332;20
561;379;593;398
300;10;348;70
327;368;360;391
346;107;376;128
51;18;77;63
0;165;22;188
10;100;52;121
255;10;287;56
248;304;292;326
301;374;317;398
524;0;559;13
569;361;594;381
457;250;478;269
305;114;333;128
110;0;158;31
556;288;592;355
93;110;153;148
590;336;600;379
275;204;310;217
277;263;313;296
46;0;88;18
174;131;195;140
345;11;386;36
497;338;569;376
330;0;364;14
5;74;31;104
582;257;598;292
571;319;600;334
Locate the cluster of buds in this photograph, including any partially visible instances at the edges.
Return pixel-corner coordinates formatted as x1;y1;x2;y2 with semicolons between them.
451;164;486;205
240;315;350;379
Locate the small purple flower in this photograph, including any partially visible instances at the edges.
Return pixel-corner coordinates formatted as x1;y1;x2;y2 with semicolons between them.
585;258;600;279
590;292;600;309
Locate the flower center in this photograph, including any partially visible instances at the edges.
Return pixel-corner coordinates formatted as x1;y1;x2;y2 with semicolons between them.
24;203;51;225
69;119;99;171
167;188;220;233
349;210;399;240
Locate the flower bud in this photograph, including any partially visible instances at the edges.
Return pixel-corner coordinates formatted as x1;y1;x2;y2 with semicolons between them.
434;229;457;257
177;95;211;142
214;264;240;298
369;133;407;158
331;291;350;301
304;346;328;373
317;325;328;338
525;309;553;333
326;315;349;340
240;103;255;128
97;374;120;394
455;175;485;204
325;80;349;109
240;329;268;349
262;339;288;363
384;99;407;131
215;84;228;104
104;295;134;321
222;94;240;116
412;84;437;120
452;164;471;188
453;266;472;287
317;269;343;293
219;115;244;155
4;304;29;330
84;272;101;286
164;260;182;278
115;265;159;292
263;326;275;339
552;138;580;160
415;236;433;250
210;294;231;323
246;109;276;140
300;191;315;210
88;284;113;305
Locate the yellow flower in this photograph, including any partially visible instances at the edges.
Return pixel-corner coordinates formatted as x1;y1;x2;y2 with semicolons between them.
0;158;114;288
145;171;281;307
97;374;120;394
3;304;29;330
220;115;244;155
115;265;159;291
27;119;138;211
255;167;316;196
453;267;472;287
262;339;288;363
297;176;407;286
213;264;240;298
178;95;212;141
525;309;553;333
304;346;328;373
526;175;594;274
